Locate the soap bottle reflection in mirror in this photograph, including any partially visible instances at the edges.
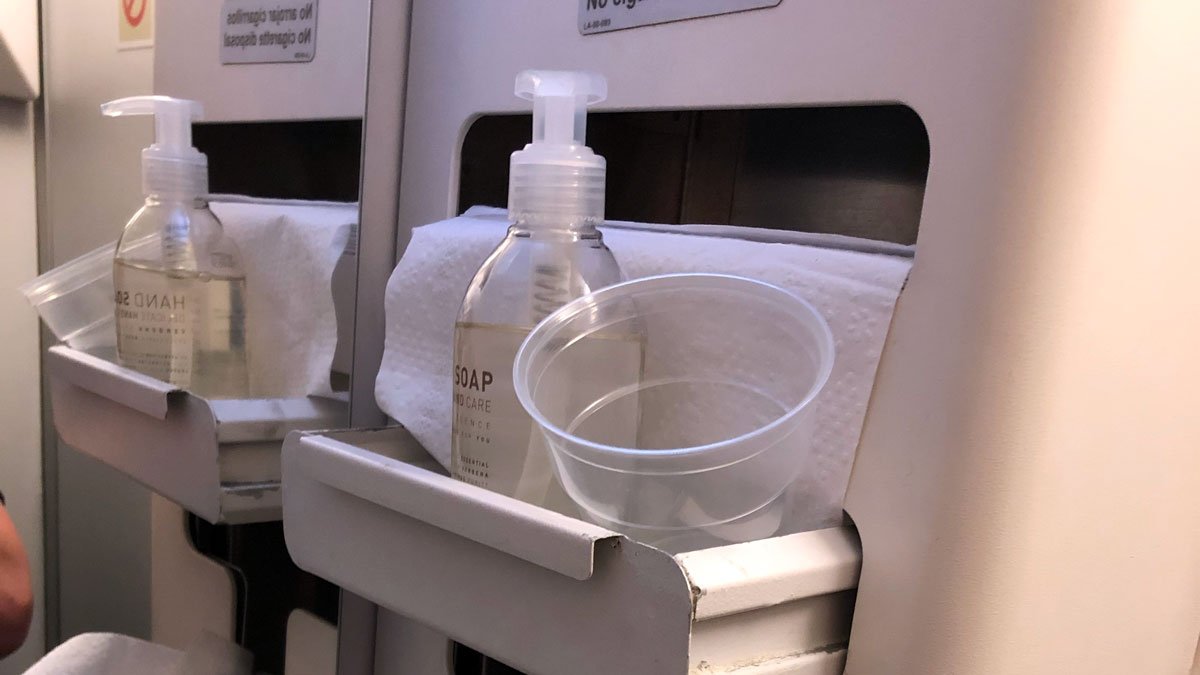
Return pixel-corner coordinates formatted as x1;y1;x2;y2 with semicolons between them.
104;95;249;399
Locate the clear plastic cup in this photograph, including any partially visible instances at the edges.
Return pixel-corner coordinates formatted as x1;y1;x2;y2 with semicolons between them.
514;273;834;552
19;242;117;352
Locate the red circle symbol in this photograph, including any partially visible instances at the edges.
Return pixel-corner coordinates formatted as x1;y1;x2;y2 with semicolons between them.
122;0;147;28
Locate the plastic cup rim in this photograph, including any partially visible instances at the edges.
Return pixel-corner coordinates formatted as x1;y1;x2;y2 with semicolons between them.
19;242;115;305
574;485;789;533
514;272;835;463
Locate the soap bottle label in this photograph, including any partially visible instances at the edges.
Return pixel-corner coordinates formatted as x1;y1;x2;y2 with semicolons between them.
451;321;643;511
114;262;194;386
451;323;540;497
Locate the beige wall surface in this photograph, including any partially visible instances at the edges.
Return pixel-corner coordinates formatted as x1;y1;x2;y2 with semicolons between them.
39;0;156;652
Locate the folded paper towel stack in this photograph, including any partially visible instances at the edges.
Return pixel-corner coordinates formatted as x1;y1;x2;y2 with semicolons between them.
376;207;912;532
210;196;356;399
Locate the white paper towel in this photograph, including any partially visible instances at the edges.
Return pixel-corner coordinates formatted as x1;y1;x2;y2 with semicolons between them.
376;207;912;530
211;197;355;399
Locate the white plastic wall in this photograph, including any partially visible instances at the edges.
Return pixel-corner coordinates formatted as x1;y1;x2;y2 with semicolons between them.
154;0;369;122
845;3;1200;672
389;1;1200;673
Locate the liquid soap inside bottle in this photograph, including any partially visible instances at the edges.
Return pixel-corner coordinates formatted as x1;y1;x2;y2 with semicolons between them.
113;202;249;398
450;70;635;511
451;222;624;507
105;95;250;399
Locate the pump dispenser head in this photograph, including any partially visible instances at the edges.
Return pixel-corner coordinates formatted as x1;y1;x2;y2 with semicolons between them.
102;95;207;198
509;70;607;226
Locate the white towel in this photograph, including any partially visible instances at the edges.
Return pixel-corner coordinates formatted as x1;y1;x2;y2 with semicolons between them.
376;207;912;531
170;632;254;675
211;197;356;399
22;632;252;675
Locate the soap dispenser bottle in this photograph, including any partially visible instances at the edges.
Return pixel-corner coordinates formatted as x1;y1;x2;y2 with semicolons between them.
452;70;623;506
103;96;249;399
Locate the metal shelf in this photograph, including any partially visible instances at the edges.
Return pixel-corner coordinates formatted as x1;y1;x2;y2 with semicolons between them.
48;345;347;524
282;427;861;675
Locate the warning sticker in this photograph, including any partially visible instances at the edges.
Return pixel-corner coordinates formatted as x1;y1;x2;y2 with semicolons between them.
580;0;781;35
220;0;317;64
118;0;154;49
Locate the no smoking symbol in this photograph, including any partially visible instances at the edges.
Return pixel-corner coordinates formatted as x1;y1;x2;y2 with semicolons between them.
122;0;147;27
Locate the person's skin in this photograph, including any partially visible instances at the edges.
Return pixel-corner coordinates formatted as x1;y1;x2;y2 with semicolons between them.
0;504;32;657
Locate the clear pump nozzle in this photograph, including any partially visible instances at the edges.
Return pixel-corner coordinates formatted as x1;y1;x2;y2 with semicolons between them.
509;70;608;226
102;95;208;198
515;70;606;149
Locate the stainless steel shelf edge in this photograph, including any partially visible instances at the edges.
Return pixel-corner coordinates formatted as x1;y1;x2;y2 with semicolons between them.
288;427;618;580
49;345;179;418
282;428;860;674
210;397;349;444
47;345;348;524
678;527;861;620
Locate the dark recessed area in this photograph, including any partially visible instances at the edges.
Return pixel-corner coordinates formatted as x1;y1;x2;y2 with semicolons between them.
460;105;929;245
194;118;362;202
